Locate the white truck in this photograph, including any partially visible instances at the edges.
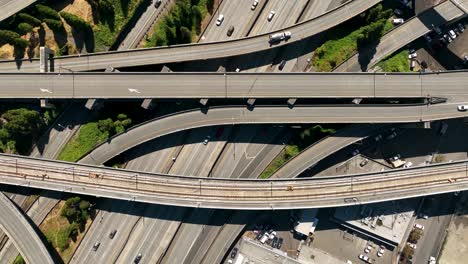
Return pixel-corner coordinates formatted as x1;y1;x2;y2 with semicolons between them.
269;31;291;44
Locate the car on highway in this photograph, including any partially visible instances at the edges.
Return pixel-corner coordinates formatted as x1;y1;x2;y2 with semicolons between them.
154;0;162;8
227;25;235;36
449;30;457;39
109;229;117;239
414;223;425;230
392;18;404;25
268;31;291;44
231;247;238;258
278;60;286;70
216;14;224;26
92;242;100;251
458;105;468;111
134;253;142;264
203;135;211;145
267;11;275;21
251;0;259;10
403;161;412;168
351;149;360;156
429;256;436;264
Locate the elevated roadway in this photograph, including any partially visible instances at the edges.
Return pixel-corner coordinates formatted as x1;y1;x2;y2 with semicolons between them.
0;153;468;209
0;0;36;22
335;0;467;72
0;0;381;72
0;71;466;99
80;103;468;165
0;193;53;264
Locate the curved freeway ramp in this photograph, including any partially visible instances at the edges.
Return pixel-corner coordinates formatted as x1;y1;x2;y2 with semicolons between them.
0;0;36;22
335;0;467;72
0;0;381;72
270;124;387;179
79;103;468;165
0;153;468;209
0;193;53;264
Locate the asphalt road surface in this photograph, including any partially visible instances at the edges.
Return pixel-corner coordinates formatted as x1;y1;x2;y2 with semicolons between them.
0;0;36;22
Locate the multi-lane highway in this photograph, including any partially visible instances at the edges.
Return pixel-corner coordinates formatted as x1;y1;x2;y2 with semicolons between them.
0;193;53;264
1;153;468;209
0;0;36;22
0;0;381;72
335;0;467;72
1;71;467;98
80;103;468;165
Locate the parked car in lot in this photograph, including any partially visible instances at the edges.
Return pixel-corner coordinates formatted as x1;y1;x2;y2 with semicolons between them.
449;30;457;39
377;245;385;257
277;237;283;249
414;223;425;230
364;245;372;253
231;247;238;258
407;242;417;249
457;23;465;33
392;18;404;25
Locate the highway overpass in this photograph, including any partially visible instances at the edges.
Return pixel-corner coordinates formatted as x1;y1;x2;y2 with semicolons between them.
0;71;467;99
0;193;54;264
0;0;381;72
0;153;467;210
0;0;37;22
335;0;467;72
80;103;468;165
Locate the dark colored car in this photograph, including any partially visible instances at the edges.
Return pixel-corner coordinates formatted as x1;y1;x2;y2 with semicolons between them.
231;247;238;258
278;60;286;71
134;254;142;264
227;25;235;37
256;231;264;240
271;237;278;248
109;229;117;239
154;0;162;8
277;237;283;249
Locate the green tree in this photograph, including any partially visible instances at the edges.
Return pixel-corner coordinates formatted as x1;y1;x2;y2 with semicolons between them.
17;23;34;35
18;13;41;27
60;11;91;31
43;18;65;33
36;4;61;20
0;30;20;45
97;118;114;133
179;26;192;43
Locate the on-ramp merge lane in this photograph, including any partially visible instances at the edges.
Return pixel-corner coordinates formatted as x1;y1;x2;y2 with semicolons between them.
0;71;466;99
0;0;381;72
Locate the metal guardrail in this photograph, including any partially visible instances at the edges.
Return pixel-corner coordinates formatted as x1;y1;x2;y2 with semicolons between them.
1;153;467;209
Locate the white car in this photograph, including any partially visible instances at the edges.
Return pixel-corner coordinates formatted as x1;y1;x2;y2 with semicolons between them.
392;18;404;25
407;242;417;249
216;14;224;26
251;0;259;10
359;254;369;262
457;105;468;111
429;256;436;264
448;30;457;39
414;223;425;230
408;52;417;59
364;245;372;253
403;161;413;168
267;11;275;21
377;246;385;257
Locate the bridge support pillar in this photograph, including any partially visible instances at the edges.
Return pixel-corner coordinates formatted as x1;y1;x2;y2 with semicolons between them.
85;99;103;110
287;98;297;107
141;99;157;110
199;99;209;106
40;99;54;108
39;47;54;73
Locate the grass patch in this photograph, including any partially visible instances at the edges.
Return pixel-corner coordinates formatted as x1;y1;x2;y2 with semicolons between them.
377;49;410;72
40;198;93;263
57;122;109;162
259;125;337;179
312;4;394;72
145;0;213;47
93;0;141;51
